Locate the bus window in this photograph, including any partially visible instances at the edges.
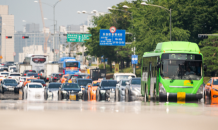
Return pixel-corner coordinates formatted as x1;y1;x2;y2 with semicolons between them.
32;58;46;63
66;62;78;67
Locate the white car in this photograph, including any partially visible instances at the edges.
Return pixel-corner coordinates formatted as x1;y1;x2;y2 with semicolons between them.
8;73;21;81
0;72;9;81
8;66;17;73
23;83;44;101
113;73;136;82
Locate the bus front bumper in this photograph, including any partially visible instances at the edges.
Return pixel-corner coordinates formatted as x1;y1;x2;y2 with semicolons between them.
159;92;202;102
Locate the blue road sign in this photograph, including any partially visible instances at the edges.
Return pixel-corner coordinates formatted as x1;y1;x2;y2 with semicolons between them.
99;29;125;46
132;55;138;64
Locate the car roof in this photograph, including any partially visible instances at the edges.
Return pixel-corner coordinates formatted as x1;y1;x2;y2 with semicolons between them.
113;73;136;76
28;83;42;85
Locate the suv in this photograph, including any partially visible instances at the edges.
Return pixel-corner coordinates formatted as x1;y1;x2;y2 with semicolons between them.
48;73;63;83
22;70;36;76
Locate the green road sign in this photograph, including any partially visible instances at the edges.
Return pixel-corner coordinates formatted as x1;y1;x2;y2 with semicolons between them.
67;34;91;42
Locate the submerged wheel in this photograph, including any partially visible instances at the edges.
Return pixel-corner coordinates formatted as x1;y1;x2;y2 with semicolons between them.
115;88;119;102
125;89;129;102
96;90;100;101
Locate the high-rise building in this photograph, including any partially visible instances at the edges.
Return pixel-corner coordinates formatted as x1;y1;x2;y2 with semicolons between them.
25;23;40;33
0;5;14;62
59;26;67;34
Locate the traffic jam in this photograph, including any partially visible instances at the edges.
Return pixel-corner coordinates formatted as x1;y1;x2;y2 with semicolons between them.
0;57;142;102
0;48;215;104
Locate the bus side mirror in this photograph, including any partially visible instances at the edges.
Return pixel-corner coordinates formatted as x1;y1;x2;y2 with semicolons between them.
156;62;161;68
204;65;207;71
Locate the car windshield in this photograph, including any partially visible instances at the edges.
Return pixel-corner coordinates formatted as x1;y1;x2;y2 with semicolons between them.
78;80;92;86
131;79;141;84
29;85;42;88
62;83;79;88
213;79;218;85
10;67;16;70
101;81;117;87
1;73;8;76
161;54;202;80
116;75;135;80
10;74;20;76
121;80;128;86
32;80;45;84
92;82;99;86
27;73;38;76
4;80;17;84
48;84;61;88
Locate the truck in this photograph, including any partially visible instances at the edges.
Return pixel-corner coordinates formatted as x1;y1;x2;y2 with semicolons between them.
43;63;60;82
18;64;32;75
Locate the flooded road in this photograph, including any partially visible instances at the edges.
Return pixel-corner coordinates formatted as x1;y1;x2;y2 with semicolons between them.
0;99;217;130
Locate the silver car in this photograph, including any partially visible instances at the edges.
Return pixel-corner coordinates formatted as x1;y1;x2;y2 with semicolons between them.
125;78;141;102
115;79;129;102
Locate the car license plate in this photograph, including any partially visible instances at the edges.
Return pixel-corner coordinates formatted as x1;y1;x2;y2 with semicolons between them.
9;88;14;91
177;92;186;103
69;95;76;100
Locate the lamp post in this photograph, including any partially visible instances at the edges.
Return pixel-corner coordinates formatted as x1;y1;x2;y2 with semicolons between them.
34;0;62;61
141;2;172;41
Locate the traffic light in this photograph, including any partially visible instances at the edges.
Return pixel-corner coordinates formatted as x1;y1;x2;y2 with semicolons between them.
198;34;208;39
6;36;12;39
22;36;29;39
63;34;67;36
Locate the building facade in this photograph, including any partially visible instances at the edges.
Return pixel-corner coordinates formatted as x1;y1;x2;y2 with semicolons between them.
0;5;14;62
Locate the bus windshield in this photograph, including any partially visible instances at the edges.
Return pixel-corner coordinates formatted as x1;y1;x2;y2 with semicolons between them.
32;58;46;63
161;53;202;80
66;62;78;67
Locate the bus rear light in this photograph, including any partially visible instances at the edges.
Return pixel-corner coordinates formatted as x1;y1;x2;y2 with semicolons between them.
24;74;26;76
54;77;57;79
74;75;78;76
37;77;40;79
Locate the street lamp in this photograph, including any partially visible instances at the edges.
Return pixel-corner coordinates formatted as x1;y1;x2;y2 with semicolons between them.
141;2;172;41
34;0;62;61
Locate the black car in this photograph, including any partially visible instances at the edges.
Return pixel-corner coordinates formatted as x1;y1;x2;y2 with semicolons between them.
22;70;36;76
58;83;82;100
26;72;40;79
32;79;46;87
96;80;117;101
0;79;20;94
67;73;90;82
49;73;63;82
76;78;92;89
44;82;62;100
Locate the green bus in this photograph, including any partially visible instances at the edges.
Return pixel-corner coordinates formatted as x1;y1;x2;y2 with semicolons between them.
141;41;206;102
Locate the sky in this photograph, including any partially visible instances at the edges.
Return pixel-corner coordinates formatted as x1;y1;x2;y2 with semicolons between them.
0;0;132;31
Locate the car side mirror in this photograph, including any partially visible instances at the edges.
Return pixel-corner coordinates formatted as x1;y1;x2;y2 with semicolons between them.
126;82;130;85
207;83;211;86
204;65;207;71
156;62;161;68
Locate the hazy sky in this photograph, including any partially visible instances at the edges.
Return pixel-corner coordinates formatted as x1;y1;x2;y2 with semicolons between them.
0;0;132;31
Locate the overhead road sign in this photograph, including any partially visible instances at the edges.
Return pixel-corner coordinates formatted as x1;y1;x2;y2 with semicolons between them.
67;34;91;42
99;29;125;46
132;55;138;64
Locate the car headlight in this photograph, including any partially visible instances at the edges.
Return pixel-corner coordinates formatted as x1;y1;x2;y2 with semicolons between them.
100;90;106;93
212;87;218;92
159;83;166;93
62;91;67;94
196;84;204;94
2;85;7;88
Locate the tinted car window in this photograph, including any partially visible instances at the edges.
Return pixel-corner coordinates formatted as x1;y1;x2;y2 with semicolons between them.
92;82;99;86
4;80;17;84
48;84;61;88
131;79;141;84
1;73;9;76
54;74;63;78
62;83;79;88
27;73;38;77
29;85;42;88
10;74;20;76
101;81;117;87
32;80;45;84
24;70;36;73
78;80;92;86
213;79;218;85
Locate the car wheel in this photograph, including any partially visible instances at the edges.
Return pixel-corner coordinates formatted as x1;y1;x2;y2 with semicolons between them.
125;89;129;102
58;92;62;100
115;88;119;102
144;91;147;102
1;87;4;94
88;90;90;101
96;90;100;101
